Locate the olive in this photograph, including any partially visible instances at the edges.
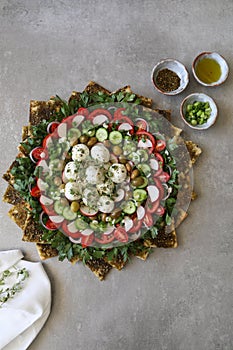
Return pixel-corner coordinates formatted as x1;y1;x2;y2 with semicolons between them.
125;162;132;173
110;208;122;219
103;140;111;148
131;176;145;187
89;216;97;221
87;136;98;147
101;213;107;222
59;184;65;190
79;135;89;144
113;145;123;156
124;191;133;201
71;201;80;212
60;197;68;206
131;169;140;180
119;155;127;164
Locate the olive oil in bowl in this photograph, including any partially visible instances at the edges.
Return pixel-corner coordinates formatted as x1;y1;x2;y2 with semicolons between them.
195;58;221;84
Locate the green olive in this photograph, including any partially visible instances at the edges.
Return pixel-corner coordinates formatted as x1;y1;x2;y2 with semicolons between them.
103;140;111;148
79;135;89;144
125;162;132;173
131;169;140;180
71;201;80;212
101;213;107;222
110;208;122;219
54;176;62;186
87;136;98;147
131;176;145;187
113;145;123;156
118;155;127;164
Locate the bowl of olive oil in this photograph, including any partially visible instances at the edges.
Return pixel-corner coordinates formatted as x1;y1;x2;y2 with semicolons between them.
192;52;229;87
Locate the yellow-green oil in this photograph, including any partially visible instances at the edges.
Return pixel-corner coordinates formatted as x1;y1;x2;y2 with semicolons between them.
195;58;221;84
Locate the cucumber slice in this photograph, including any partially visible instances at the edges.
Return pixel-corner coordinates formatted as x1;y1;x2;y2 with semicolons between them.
122;200;136;214
90;221;99;230
109;131;123;145
67;128;81;141
96;127;108;142
123;141;136;155
137;149;149;162
137;163;151;177
133;189;148;202
63;207;77;221
54;200;66;215
75;218;88;230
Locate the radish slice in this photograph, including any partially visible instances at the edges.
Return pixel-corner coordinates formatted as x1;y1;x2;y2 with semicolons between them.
162;184;172;200
150;158;159;171
138;139;153;149
40;195;54;206
69;236;82;244
114;188;125;202
81;228;94;236
57;123;67;138
147;185;160;202
80;205;98;217
67;221;78;233
37;178;48;192
118;123;133;131
137;206;145;220
103;225;115;235
72;114;85;127
37;159;49;173
135;118;149;131
49;215;64;224
92;114;109;125
124;217;134;232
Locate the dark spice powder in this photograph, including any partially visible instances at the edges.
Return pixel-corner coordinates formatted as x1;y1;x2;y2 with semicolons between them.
156;68;181;92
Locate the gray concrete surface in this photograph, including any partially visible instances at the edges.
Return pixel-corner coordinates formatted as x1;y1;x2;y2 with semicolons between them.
0;0;233;349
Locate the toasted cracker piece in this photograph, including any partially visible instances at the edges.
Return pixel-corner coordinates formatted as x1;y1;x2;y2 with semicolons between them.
84;81;111;95
154;108;171;122
86;258;112;281
70;255;80;264
104;254;127;271
22;216;44;243
185;140;202;164
2;160;19;184
136;94;153;108
68;91;81;104
8;204;28;230
144;230;177;248
191;190;198;201
21;126;29;140
29;99;61;125
36;243;58;260
3;185;24;205
111;85;132;95
135;249;150;261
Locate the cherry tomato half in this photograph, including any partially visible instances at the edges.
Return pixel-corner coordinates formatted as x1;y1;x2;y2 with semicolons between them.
77;107;89;118
114;226;129;243
128;220;142;233
94;233;115;244
47;121;60;133
155;139;166;152
136;119;148;131
144;212;153;227
61;221;82;239
157;171;170;183
155;206;166;216
136;130;156;153
88;108;112;121
113;108;134;126
31;147;48;161
45;219;58;230
41;204;57;217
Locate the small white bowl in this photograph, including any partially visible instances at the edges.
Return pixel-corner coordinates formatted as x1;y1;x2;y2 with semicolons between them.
180;93;218;130
151;58;189;95
192;52;229;87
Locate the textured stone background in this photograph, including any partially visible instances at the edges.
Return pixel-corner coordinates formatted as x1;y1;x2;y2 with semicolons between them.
0;1;233;349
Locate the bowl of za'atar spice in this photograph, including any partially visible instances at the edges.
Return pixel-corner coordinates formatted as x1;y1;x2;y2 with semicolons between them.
151;59;189;95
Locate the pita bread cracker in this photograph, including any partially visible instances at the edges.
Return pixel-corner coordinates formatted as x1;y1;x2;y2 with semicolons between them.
84;81;111;95
22;216;44;243
135;249;150;261
86;258;112;281
68;91;81;104
8;204;28;230
144;229;178;248
154;108;171;121
185;140;202;164
111;85;132;95
104;254;127;271
3;185;24;205
29;99;61;125
136;94;153;108
191;190;198;201
36;243;58;260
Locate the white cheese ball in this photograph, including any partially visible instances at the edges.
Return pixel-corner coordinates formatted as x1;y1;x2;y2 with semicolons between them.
97;195;115;213
85;165;105;184
96;180;115;195
90;144;110;163
108;164;127;184
82;188;99;208
65;182;81;201
72;144;89;162
63;161;79;181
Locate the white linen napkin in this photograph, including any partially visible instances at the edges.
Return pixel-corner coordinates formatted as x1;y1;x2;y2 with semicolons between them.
0;250;51;350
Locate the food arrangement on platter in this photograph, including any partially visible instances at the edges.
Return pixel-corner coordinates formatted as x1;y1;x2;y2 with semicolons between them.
2;81;202;280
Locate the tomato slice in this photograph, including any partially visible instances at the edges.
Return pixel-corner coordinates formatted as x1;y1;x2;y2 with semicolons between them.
153;152;164;174
30;185;41;198
146;199;160;214
88;109;112;121
113;108;134;126
155;139;166;152
94;233;115;244
41;204;57;216
31;147;48;160
61;221;82;238
128;220;142;233
136;130;156;153
81;234;94;248
45;219;58;230
48;122;60;133
114;227;128;243
155;206;166;216
157;171;170;183
144;212;153;227
77;107;89;118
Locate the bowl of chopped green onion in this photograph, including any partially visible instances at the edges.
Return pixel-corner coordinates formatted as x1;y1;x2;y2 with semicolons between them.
180;93;218;130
